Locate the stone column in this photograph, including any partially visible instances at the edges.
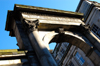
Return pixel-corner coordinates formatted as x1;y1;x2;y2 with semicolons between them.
14;20;40;66
26;51;40;66
22;19;57;66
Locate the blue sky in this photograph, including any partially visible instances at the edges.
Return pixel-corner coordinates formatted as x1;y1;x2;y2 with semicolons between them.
0;0;100;50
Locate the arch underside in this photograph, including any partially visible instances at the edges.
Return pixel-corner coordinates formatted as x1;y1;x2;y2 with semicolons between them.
43;30;100;65
43;31;94;55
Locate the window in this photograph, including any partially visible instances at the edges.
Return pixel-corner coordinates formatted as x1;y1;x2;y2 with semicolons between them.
56;57;60;63
75;52;81;60
75;52;85;65
69;62;75;66
61;42;69;49
97;29;100;37
79;57;85;65
91;24;100;38
56;59;60;63
60;48;65;54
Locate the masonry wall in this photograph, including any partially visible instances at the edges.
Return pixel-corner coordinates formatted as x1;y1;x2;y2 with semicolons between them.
62;46;94;66
0;49;29;66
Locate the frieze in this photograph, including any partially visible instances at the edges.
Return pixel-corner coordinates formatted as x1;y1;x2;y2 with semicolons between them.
22;13;82;22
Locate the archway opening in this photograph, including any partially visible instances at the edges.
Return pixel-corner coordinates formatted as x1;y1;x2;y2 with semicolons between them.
43;31;99;66
49;42;56;50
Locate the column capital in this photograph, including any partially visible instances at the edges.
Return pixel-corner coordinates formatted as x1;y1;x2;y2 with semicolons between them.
23;19;39;33
80;24;90;34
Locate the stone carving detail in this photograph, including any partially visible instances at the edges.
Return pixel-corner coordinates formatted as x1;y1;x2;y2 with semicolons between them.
58;28;64;34
80;24;90;33
23;19;39;32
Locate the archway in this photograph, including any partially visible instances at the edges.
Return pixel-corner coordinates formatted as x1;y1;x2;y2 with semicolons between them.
43;31;92;55
49;42;56;50
42;31;100;65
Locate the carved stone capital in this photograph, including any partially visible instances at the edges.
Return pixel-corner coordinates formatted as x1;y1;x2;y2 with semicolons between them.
23;19;39;33
80;24;90;34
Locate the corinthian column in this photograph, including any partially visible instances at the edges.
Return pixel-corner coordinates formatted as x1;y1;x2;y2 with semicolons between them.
22;19;57;66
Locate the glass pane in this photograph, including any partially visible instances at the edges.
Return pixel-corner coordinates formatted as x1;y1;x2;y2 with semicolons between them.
97;29;100;37
79;57;85;65
75;52;81;60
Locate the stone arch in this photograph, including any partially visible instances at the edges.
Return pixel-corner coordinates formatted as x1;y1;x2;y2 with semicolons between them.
43;31;93;55
43;31;100;66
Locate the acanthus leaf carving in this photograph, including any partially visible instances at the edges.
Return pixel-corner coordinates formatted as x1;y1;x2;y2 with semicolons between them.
23;19;39;33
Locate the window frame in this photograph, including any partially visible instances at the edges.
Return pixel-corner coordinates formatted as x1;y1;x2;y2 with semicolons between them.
91;24;100;39
75;52;85;65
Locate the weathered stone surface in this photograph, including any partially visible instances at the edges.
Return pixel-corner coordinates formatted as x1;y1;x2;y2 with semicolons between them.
15;4;83;17
89;51;100;66
43;31;100;65
28;31;57;66
21;12;84;31
5;3;100;66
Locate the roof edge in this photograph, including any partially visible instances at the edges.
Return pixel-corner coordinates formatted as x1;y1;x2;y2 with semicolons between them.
14;4;83;17
5;10;13;31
